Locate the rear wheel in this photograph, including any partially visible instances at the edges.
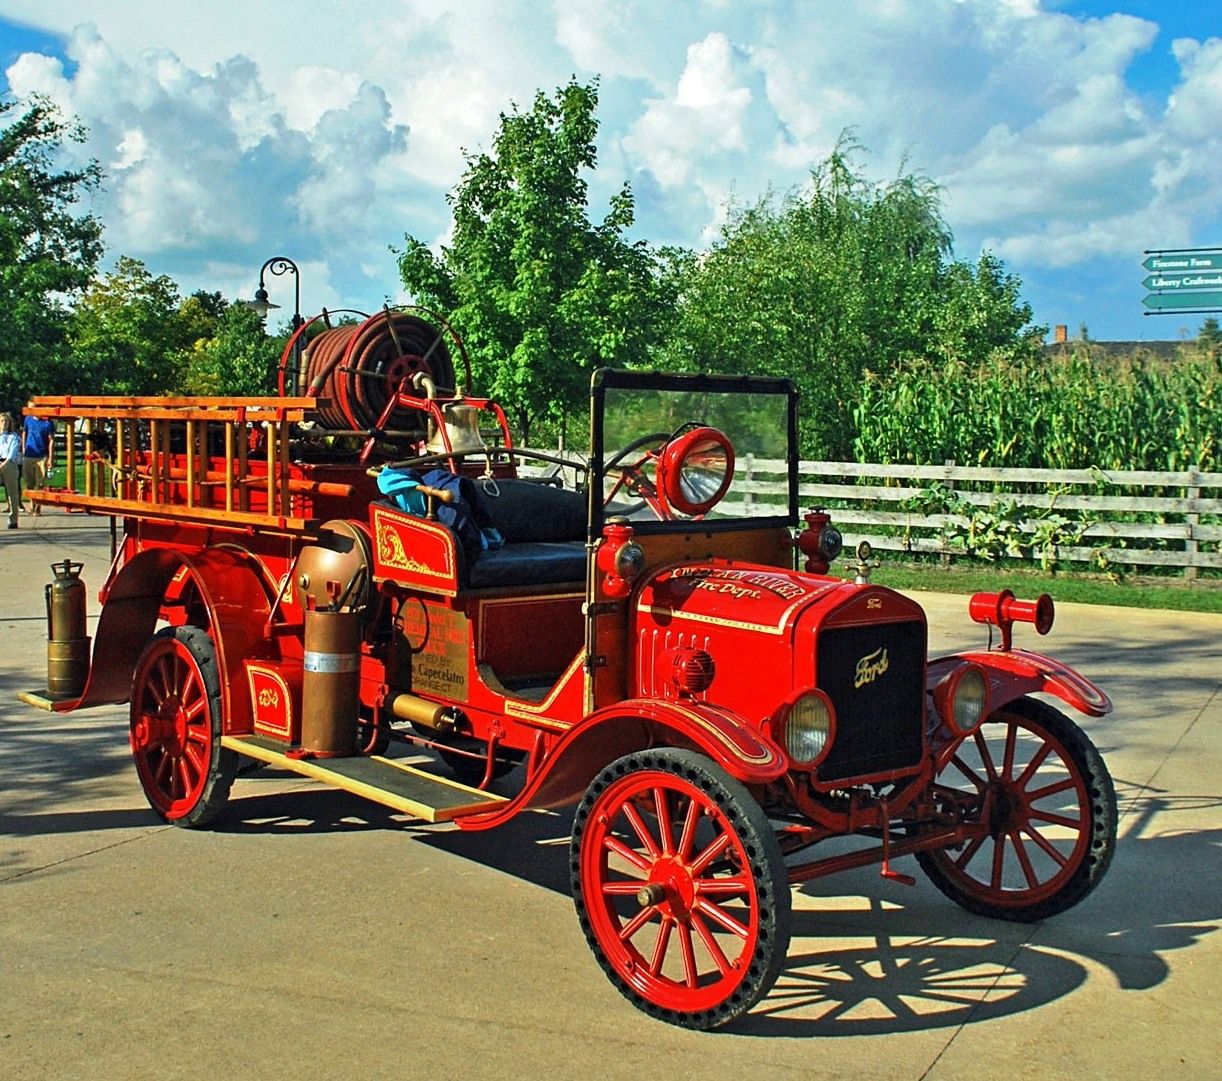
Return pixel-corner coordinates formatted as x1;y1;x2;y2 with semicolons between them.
916;696;1116;921
571;749;790;1029
129;626;236;828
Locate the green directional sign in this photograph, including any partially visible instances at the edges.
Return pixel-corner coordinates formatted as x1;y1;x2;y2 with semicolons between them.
1143;290;1222;311
1143;251;1222;273
1143;272;1222;291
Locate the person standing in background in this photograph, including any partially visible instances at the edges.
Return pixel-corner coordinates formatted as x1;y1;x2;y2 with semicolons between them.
21;411;55;515
0;412;22;528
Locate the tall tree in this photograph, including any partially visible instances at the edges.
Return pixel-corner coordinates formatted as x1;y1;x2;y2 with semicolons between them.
67;256;191;394
0;97;103;408
178;300;279;396
397;80;674;441
657;138;1040;458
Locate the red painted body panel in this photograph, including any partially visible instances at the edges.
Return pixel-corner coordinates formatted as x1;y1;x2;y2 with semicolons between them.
927;648;1112;724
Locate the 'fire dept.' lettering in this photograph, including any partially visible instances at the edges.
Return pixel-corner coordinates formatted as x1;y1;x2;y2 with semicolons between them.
672;566;807;600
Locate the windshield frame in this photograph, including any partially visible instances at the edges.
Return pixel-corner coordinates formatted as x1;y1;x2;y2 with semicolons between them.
587;368;800;541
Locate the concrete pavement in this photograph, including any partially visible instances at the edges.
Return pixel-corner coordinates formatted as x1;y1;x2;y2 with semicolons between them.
1;510;1219;1080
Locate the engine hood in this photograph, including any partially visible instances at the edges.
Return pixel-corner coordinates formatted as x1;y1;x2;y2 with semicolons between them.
636;561;847;637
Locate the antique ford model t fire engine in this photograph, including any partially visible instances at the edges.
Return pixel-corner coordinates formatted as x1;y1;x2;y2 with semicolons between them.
23;307;1117;1029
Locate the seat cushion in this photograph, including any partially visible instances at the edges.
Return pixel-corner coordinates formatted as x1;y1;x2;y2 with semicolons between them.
466;541;587;589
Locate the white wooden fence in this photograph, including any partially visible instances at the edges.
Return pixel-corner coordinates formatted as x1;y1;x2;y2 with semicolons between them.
737;457;1222;579
527;451;1221;579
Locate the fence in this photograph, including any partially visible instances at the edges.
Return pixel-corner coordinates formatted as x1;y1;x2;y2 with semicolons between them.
525;450;1222;579
737;457;1222;579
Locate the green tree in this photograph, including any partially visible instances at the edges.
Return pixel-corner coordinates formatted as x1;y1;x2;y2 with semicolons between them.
0;97;103;407
67;256;192;394
397;80;675;441
657;138;1040;458
179;301;279;396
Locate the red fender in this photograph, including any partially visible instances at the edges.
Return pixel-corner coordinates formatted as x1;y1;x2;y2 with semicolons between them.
71;547;275;734
927;648;1112;720
457;698;787;831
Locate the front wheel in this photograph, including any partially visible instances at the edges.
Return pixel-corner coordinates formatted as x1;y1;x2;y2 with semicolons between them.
129;626;237;828
571;749;791;1029
916;696;1116;922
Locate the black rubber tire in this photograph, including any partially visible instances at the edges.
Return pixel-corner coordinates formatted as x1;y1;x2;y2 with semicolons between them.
916;696;1116;922
129;626;237;828
571;748;791;1029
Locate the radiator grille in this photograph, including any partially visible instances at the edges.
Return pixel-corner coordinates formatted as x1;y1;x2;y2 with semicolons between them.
815;620;926;783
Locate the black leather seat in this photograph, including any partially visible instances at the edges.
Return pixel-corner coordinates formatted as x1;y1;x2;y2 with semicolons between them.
463;478;588;589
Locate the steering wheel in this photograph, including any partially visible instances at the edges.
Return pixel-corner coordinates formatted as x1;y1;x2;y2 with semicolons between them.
603;431;671;518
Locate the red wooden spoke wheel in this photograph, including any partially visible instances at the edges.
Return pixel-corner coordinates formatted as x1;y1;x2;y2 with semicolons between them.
129;626;236;828
571;749;790;1029
917;696;1116;922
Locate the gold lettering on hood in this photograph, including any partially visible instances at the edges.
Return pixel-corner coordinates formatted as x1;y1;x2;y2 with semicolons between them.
855;646;889;688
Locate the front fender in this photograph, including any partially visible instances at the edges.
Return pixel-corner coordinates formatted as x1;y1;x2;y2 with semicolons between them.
927;648;1112;719
75;547;275;732
458;698;786;832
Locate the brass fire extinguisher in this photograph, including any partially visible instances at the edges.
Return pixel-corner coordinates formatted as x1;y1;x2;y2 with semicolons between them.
44;560;90;698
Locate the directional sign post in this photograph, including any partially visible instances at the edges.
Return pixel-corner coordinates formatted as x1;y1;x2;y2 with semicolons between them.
1143;290;1222;311
1143;252;1222;273
1142;248;1222;315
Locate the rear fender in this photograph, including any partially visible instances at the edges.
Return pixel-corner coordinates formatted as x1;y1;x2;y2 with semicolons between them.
76;547;275;733
458;698;787;831
927;648;1112;720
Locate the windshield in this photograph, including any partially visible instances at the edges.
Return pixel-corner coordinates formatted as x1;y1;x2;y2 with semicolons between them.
590;370;799;538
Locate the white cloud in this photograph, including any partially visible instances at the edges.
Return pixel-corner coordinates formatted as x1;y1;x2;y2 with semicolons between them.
0;0;1218;338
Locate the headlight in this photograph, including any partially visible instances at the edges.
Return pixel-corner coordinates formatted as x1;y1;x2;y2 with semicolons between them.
779;690;835;766
934;663;989;735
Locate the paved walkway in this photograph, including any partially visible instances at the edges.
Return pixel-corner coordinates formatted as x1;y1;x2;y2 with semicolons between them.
1;510;1219;1080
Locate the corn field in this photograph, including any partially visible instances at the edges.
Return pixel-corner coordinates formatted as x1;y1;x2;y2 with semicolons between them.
851;347;1222;471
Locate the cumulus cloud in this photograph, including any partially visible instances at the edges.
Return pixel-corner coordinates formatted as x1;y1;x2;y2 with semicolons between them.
0;0;1218;336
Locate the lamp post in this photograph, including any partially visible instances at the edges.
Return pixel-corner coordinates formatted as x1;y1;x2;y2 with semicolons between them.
246;256;303;394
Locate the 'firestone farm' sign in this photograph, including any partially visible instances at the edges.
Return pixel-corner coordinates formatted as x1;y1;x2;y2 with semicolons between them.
1142;248;1222;314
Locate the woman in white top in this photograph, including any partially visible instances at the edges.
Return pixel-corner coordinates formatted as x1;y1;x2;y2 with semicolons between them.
0;412;23;528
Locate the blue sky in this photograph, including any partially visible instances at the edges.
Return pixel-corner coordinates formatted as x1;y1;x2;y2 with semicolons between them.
1;0;1219;343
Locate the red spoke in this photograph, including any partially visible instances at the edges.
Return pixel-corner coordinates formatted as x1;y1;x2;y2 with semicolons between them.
1015;741;1054;789
154;752;172;788
693;873;750;897
176;755;197;797
695;897;750;939
688;830;731;877
974;729;1000;783
621;800;661;859
1028;777;1077;802
989;832;1006;890
1021;825;1070;867
1011;830;1040;889
1001;724;1018;780
676;797;701;860
950;753;986;791
617;906;656;944
1030;808;1082;830
152;660;173;704
603;835;653;875
648;917;674;976
182;740;207;777
654;788;673;855
678;923;699;988
691;912;733;975
954;832;987;870
601;879;647;895
183;696;207;723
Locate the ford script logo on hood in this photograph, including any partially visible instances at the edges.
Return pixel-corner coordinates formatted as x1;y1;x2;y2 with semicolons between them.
854;646;889;688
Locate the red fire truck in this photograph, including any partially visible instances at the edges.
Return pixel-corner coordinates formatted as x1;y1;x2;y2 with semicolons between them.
23;307;1116;1029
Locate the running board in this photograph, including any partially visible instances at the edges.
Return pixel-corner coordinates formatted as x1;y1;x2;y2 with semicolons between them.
221;735;507;823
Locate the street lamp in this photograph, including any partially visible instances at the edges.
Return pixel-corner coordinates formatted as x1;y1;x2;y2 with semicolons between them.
245;256;303;394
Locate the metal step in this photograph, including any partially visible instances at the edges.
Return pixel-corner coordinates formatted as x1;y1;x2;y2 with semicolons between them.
221;735;508;823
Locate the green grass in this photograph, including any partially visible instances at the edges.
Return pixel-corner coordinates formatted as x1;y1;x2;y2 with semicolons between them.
869;560;1222;614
